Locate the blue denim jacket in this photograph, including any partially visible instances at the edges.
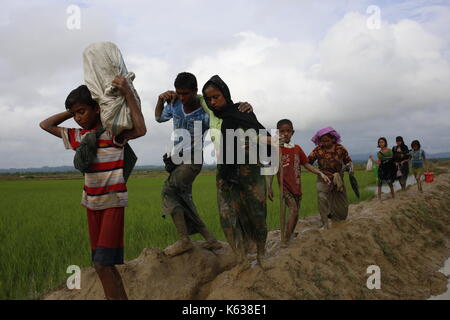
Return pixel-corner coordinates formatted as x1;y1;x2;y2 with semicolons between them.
158;97;210;156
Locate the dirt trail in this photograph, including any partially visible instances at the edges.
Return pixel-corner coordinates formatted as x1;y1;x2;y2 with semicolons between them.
45;169;450;300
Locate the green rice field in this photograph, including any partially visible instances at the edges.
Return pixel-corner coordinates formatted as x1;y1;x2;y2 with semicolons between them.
0;170;376;300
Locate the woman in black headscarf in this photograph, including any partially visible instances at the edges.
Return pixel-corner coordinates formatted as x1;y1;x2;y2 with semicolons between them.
202;75;270;269
392;136;410;190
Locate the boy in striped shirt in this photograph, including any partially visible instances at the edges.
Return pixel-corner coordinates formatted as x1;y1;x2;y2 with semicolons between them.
40;76;146;300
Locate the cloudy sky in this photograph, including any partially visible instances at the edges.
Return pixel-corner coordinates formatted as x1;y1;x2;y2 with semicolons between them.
1;0;449;168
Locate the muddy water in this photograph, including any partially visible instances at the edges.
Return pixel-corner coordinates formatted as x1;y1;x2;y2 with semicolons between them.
428;258;450;300
367;175;418;194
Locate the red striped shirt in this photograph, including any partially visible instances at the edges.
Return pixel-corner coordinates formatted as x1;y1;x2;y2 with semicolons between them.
84;183;127;196
90;160;125;172
62;127;128;210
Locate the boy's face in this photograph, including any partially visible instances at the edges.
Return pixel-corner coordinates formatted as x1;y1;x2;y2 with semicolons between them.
204;86;227;110
68;103;100;130
278;124;294;144
175;87;197;107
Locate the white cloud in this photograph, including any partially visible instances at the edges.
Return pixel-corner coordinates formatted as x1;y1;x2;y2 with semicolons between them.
0;1;449;168
187;12;450;155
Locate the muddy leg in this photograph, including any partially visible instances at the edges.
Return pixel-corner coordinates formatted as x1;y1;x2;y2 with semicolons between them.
164;207;193;257
400;176;407;191
256;241;266;269
199;227;222;250
389;184;395;199
95;264;128;300
283;198;299;247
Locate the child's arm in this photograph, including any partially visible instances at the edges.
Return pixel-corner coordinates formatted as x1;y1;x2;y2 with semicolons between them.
303;163;331;185
113;76;147;144
307;149;317;165
39;111;73;138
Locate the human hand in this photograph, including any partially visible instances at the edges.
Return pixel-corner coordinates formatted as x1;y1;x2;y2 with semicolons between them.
159;90;177;104
237;102;253;113
113;135;128;148
320;172;331;185
269;135;286;147
278;135;288;146
112;75;133;97
347;163;354;174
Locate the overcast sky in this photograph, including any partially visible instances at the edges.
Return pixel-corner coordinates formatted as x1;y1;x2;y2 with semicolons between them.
1;0;449;168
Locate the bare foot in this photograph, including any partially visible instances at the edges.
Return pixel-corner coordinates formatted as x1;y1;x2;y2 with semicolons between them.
319;222;329;230
202;240;222;250
235;262;251;274
281;235;291;248
256;252;266;270
164;239;193;257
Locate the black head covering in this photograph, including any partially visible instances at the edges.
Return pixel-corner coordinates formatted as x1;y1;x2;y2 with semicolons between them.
202;75;271;182
393;136;409;154
203;75;233;106
202;75;266;132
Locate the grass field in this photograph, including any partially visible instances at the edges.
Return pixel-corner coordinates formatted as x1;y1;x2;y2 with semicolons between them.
0;169;376;300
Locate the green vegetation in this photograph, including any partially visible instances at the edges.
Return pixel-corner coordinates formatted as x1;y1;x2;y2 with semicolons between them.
0;170;376;299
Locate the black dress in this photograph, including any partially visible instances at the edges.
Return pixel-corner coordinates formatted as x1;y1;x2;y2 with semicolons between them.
392;145;410;180
378;150;396;185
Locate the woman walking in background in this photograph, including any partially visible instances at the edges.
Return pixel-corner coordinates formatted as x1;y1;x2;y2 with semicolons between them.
308;127;352;230
392;136;410;191
370;137;396;201
410;140;428;193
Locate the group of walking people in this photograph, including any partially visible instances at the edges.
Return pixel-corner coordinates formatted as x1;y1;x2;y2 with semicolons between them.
370;136;428;201
39;61;428;300
155;73;357;265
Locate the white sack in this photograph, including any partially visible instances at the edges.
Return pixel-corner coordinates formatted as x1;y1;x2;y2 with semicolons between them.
366;157;373;171
83;42;141;136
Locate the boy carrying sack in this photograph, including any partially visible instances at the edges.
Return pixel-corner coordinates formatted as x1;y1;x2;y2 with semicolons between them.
40;47;146;299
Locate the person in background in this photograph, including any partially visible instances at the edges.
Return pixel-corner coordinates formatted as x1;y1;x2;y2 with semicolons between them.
268;119;330;247
392;136;410;191
370;137;396;201
308;127;352;230
410;140;428;193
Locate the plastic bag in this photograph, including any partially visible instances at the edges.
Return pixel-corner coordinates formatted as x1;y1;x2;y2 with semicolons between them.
366;157;373;171
83;42;141;136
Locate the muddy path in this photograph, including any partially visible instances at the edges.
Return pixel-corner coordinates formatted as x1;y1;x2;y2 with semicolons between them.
45;168;450;300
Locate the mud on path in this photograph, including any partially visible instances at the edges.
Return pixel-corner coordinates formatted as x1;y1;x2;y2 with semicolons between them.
45;169;450;300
